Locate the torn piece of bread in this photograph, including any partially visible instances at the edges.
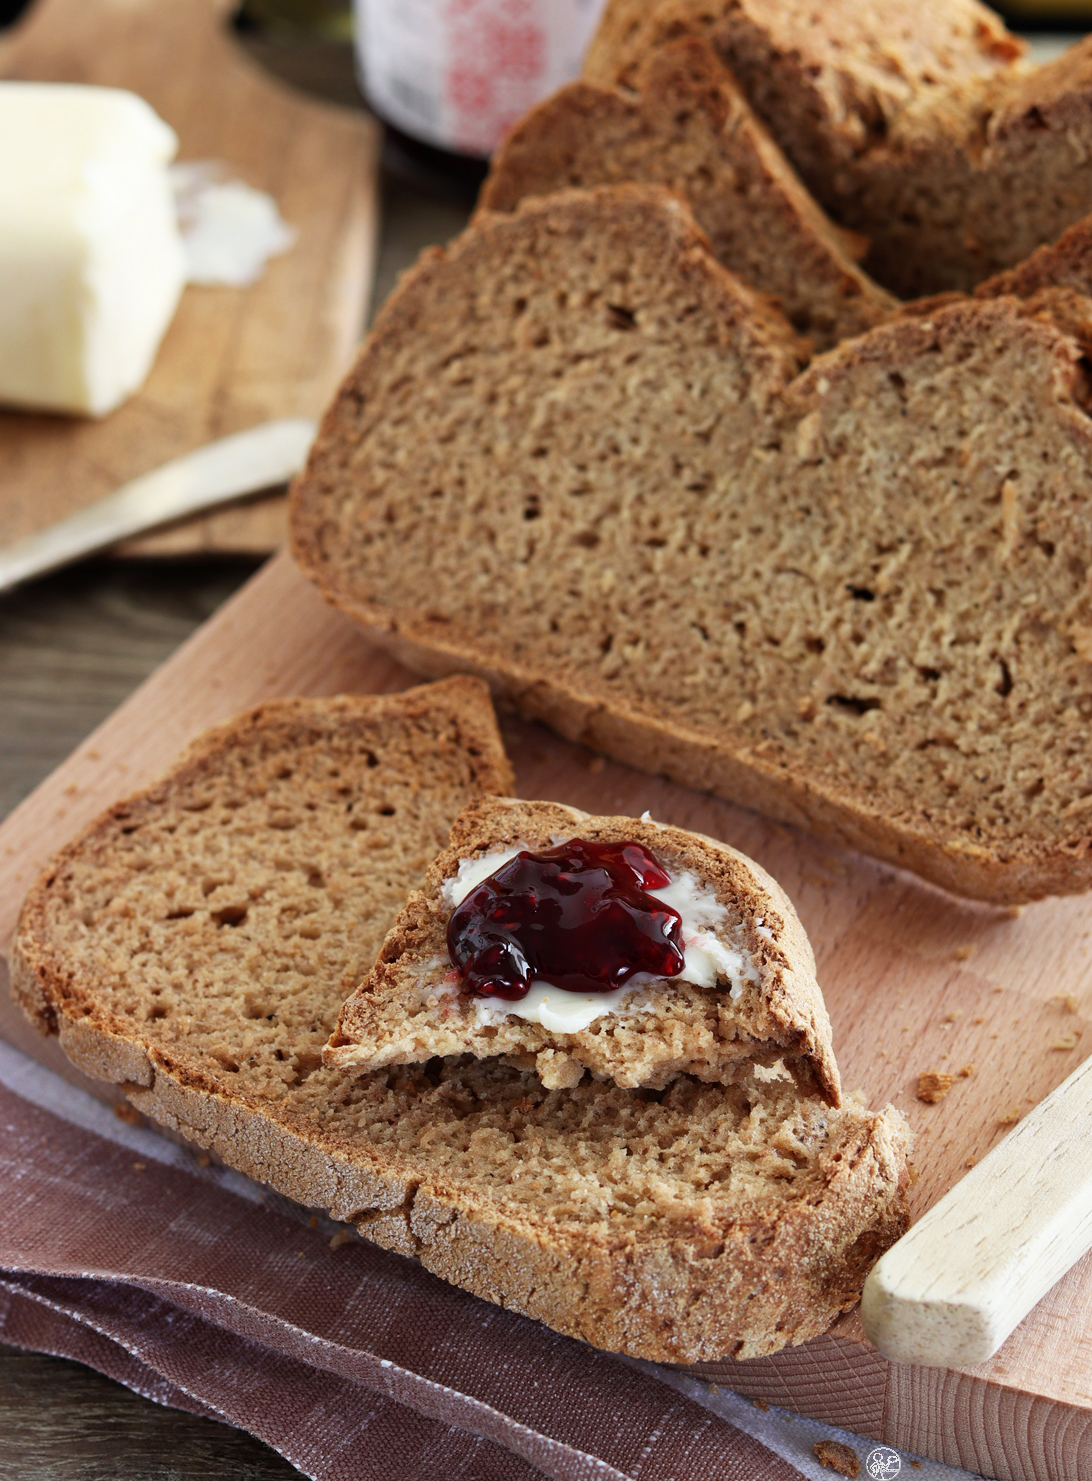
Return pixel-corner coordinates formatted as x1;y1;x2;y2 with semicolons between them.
11;680;911;1364
481;37;896;351
289;184;1092;903
325;797;840;1099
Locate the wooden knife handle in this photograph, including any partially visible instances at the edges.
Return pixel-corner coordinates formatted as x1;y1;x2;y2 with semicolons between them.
861;1053;1092;1368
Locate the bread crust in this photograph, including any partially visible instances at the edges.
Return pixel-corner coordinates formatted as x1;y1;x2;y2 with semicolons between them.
10;680;910;1364
326;796;841;1102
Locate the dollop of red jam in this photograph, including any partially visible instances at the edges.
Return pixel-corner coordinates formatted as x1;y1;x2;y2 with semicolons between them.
446;838;686;1001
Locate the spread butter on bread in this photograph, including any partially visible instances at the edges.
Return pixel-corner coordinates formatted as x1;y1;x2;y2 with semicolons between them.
326;797;839;1098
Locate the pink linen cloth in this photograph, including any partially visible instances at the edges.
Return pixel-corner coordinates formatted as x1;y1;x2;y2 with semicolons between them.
0;1072;805;1481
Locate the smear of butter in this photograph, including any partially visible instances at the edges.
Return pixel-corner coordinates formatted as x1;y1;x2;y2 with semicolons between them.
171;161;296;287
443;845;762;1033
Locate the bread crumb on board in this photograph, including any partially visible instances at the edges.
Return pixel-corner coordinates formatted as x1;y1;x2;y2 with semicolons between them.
917;1070;955;1103
998;1105;1023;1126
752;1397;769;1411
1054;992;1081;1014
959;1064;975;1078
813;1439;861;1477
953;944;975;961
1052;1030;1082;1051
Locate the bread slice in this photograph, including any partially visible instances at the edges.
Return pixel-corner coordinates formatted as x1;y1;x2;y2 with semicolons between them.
828;38;1092;297
289;184;1092;903
480;38;896;352
325;797;840;1099
584;3;1092;297
582;0;1024;192
11;679;911;1364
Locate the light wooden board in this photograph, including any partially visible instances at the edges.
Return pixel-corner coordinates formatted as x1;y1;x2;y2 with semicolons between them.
0;0;379;556
2;551;1092;1481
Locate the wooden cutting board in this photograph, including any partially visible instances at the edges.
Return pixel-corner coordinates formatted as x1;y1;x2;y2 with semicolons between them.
0;0;379;556
1;550;1091;1481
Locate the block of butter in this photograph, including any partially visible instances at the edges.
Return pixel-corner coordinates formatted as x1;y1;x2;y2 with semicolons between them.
0;82;186;417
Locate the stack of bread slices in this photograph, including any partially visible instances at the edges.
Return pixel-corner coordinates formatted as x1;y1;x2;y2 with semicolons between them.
13;682;911;1363
18;0;1092;1369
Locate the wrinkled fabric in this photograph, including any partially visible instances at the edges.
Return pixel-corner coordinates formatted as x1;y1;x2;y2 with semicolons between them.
0;1038;984;1481
0;1064;801;1481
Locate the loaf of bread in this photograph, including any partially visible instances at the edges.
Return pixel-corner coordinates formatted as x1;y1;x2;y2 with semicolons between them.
11;679;910;1364
826;38;1092;297
326;796;839;1097
583;0;1023;190
481;37;895;351
290;184;1092;903
584;1;1092;297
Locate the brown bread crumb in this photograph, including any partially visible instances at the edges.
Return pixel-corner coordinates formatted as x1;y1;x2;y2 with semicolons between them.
113;1102;141;1126
917;1072;955;1104
813;1439;860;1477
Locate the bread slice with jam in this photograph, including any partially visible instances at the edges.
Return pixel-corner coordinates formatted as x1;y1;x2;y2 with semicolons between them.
325;797;840;1099
11;678;910;1364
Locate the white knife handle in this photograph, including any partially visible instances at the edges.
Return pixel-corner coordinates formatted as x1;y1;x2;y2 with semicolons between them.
861;1053;1092;1368
0;418;316;593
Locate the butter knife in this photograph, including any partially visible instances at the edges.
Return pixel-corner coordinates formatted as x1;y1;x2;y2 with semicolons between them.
0;418;316;594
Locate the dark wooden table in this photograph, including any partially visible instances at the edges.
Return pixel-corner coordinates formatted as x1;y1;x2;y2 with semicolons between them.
0;23;474;1479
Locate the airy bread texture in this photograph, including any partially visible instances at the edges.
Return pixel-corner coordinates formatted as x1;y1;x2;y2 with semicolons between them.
584;1;1092;296
481;37;896;351
326;797;840;1099
289;185;1092;904
11;680;910;1364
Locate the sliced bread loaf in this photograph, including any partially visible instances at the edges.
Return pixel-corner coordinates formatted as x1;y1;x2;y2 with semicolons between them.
582;0;1024;191
325;797;840;1098
289;184;1092;903
829;38;1092;297
584;2;1092;297
480;38;896;351
11;679;910;1364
